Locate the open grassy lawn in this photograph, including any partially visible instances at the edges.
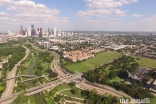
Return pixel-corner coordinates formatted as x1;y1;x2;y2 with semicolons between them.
42;63;49;70
60;90;83;98
65;51;122;73
133;56;156;69
150;97;156;104
55;84;71;91
66;63;90;73
109;76;121;84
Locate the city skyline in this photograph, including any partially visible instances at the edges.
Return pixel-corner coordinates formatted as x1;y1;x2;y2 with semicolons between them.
0;0;156;32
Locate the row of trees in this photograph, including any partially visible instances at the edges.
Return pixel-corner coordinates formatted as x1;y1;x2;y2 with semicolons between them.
113;82;154;99
82;89;119;104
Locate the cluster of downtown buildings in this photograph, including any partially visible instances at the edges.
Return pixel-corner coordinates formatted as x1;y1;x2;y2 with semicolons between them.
8;24;73;37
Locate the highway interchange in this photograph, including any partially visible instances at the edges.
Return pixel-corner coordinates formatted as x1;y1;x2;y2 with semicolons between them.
0;42;131;104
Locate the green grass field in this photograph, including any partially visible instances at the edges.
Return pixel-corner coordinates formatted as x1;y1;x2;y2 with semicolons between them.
150;97;156;104
55;84;71;91
60;90;84;98
109;76;121;84
65;51;122;73
133;56;156;69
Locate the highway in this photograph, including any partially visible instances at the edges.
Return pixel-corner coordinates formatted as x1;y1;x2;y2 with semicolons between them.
51;51;66;77
0;42;132;104
1;45;30;99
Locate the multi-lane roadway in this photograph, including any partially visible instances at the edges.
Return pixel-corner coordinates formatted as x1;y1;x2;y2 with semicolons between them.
1;45;30;98
0;42;131;104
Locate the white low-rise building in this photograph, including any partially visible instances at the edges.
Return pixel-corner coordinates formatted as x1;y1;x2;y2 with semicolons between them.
43;42;50;49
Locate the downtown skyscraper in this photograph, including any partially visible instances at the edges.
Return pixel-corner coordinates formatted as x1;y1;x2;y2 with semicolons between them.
31;24;35;36
19;25;24;35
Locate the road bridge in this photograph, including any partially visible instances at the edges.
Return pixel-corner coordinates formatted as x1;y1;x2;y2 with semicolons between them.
21;76;46;82
0;42;133;104
7;75;44;80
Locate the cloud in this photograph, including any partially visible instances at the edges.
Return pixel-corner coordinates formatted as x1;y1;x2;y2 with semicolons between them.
85;0;137;8
0;0;12;6
120;0;137;4
0;12;10;16
77;8;127;18
0;0;69;31
77;0;136;19
86;0;123;8
77;9;111;17
131;14;145;17
113;9;127;16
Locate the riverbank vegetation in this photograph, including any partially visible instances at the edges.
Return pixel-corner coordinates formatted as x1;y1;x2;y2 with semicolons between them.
14;44;58;92
33;51;58;85
13;94;35;104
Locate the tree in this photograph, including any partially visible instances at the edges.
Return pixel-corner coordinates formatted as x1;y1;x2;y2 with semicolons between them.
68;82;75;87
50;89;56;96
109;71;117;79
71;86;80;95
45;97;49;103
54;95;63;102
142;75;152;83
13;94;28;104
81;90;89;98
118;70;129;79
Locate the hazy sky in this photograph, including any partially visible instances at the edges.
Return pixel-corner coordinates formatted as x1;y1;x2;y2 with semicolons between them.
0;0;156;32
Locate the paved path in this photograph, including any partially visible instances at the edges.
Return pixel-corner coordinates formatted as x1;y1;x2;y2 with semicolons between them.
1;45;30;98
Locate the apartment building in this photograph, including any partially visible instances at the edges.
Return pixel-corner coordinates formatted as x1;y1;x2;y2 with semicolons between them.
63;50;94;62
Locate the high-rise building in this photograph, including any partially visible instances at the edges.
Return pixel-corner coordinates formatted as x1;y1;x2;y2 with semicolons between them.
31;24;35;36
58;29;61;34
58;29;61;36
51;29;54;35
54;27;56;36
27;28;31;36
48;28;50;36
31;25;34;29
24;28;27;36
19;25;24;35
39;28;43;37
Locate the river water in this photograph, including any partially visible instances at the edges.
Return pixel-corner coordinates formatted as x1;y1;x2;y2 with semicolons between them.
26;54;37;87
33;92;46;104
26;52;46;104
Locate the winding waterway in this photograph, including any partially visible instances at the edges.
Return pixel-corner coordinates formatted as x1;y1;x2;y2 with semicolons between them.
26;52;46;104
26;53;37;87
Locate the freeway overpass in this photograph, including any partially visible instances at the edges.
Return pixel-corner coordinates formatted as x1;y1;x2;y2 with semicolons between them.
0;42;132;104
0;76;130;104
